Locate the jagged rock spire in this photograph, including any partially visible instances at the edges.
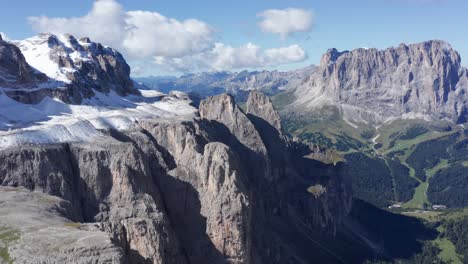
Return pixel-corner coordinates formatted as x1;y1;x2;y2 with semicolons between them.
246;90;282;131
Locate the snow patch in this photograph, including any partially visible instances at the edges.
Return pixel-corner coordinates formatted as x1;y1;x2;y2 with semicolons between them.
16;34;92;85
17;35;74;84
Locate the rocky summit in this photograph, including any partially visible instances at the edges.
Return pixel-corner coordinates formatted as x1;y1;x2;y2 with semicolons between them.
3;33;139;104
137;40;468;125
292;40;468;124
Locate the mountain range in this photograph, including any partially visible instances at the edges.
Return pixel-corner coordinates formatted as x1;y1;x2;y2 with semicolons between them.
140;40;468;126
135;66;313;100
0;32;467;263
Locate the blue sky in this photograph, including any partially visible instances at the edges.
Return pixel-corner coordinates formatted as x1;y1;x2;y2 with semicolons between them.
1;0;467;76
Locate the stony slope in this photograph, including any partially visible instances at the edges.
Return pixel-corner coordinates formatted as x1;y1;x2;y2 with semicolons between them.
0;186;125;263
291;40;468;124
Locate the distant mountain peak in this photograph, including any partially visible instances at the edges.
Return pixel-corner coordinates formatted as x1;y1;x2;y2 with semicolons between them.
320;48;349;66
1;33;139;104
293;40;468;124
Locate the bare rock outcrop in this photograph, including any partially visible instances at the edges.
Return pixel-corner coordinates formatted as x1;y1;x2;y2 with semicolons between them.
246;90;282;131
293;40;468;123
0;139;187;264
135;120;252;263
200;93;267;156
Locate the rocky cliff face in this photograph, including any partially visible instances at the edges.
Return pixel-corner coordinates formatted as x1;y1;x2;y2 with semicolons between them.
3;33;139;104
291;40;468;124
246;90;282;131
0;91;352;263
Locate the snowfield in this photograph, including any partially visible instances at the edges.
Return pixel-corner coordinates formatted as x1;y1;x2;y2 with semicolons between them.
0;89;197;148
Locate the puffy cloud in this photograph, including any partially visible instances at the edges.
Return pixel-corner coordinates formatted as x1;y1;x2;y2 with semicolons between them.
257;8;313;39
123;11;213;58
28;0;214;59
29;0;127;51
154;43;307;72
28;0;308;73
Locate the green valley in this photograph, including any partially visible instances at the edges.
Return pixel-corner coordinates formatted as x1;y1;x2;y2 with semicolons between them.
273;98;468;263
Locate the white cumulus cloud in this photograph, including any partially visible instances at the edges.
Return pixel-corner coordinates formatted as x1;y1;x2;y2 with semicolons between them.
257;8;314;39
154;43;307;72
28;0;214;59
122;11;214;58
28;0;308;74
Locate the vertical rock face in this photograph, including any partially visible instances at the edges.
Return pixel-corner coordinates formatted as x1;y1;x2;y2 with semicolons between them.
246;90;282;131
199;93;268;156
193;92;351;262
293;40;468;123
137;120;252;264
0;91;352;263
0;140;187;264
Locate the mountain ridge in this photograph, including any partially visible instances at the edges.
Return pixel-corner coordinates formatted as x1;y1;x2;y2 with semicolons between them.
0;33;197;147
138;39;468;125
135;66;314;99
1;33;140;104
291;39;468;124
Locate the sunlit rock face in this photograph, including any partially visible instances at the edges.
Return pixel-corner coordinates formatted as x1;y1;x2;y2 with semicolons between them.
293;40;468;124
